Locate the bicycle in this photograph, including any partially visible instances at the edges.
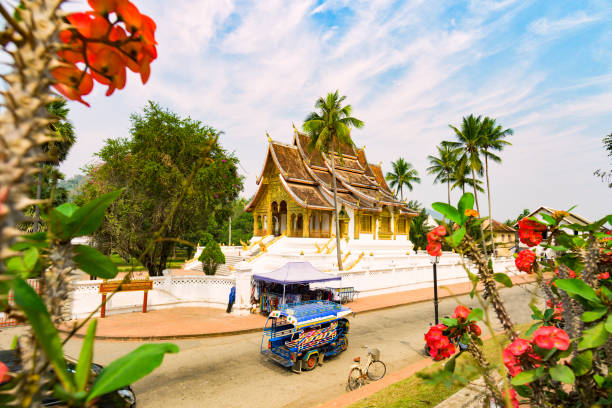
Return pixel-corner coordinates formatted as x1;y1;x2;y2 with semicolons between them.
346;346;386;390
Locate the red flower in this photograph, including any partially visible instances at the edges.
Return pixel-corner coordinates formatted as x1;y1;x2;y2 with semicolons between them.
425;324;456;361
452;305;470;321
502;348;522;376
469;322;481;336
598;272;610;280
515;249;536;273
0;361;9;383
502;387;519;408
51;65;94;106
554;268;576;278
507;338;531;356
464;209;479;217
431;225;447;238
426;242;442;257
533;326;570;351
546;299;564;320
117;0;142;32
518;217;546;247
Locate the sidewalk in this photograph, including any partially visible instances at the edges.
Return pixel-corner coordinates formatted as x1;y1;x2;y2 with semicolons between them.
60;273;538;341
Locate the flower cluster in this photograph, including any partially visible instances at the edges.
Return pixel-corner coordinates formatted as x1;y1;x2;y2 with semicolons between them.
54;0;157;106
546;299;564;320
502;327;570;378
515;249;536;273
464;209;479;217
426;225;447;257
452;305;482;336
554;268;576;279
425;324;455;361
517;217;546;247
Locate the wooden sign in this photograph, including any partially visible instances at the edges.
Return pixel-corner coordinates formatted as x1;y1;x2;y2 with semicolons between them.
99;279;153;318
99;280;153;293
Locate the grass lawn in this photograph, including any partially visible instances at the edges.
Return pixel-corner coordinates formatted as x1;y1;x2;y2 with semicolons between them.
110;253;189;273
349;324;530;408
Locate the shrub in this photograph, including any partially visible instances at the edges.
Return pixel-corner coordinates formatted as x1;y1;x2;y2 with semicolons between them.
199;236;225;275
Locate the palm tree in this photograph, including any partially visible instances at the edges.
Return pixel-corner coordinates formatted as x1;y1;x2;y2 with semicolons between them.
303;91;364;270
479;116;512;254
450;158;484;194
427;145;459;204
34;99;76;231
385;158;420;201
445;115;485;213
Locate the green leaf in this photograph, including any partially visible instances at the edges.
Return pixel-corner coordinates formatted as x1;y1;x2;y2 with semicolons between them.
555;279;600;304
549;365;575;384
540;213;556;226
541;244;569;252
530;304;544;320
578;322;608;350
511;369;544;385
67;189;123;238
606;314;612;333
581;308;607;323
457;193;474;223
493;273;513;288
86;343;178;403
55;202;79;217
12;279;73;391
73;245;118;279
444;355;457;372
467;308;483;322
594;375;605;387
525;322;542;337
432;202;462;225
449;226;466;247
543;308;554;322
514;385;532;398
442;317;458;327
571;350;592;376
602;286;612;301
75;319;97;391
526;216;547;226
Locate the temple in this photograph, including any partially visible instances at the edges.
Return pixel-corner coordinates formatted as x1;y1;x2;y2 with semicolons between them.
245;128;417;240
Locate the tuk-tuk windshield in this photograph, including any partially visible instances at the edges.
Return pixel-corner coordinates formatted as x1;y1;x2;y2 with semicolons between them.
264;315;295;339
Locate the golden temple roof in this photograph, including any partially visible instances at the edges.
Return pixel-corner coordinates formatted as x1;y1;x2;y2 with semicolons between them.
246;128;417;215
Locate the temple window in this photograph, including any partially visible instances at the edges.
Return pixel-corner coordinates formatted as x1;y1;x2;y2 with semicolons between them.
360;215;372;233
397;218;406;234
257;216;262;230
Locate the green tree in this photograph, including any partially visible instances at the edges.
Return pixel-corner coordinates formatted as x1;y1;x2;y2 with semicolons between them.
427;145;459;204
385;158;420;201
446;115;485;214
303;90;364;270
450;158;484;195
216;197;254;245
33;99;76;231
408;204;431;252
76;102;243;276
479;116;512;254
198;233;226;275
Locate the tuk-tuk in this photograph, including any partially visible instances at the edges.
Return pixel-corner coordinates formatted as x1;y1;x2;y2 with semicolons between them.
260;300;351;372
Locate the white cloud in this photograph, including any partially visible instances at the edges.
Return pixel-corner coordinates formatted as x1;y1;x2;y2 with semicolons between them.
529;11;600;36
58;0;612;221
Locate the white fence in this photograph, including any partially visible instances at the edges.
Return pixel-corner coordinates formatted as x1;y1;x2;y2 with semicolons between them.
71;275;235;319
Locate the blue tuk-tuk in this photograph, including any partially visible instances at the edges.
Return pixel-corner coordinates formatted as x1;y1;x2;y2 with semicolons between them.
260;300;351;372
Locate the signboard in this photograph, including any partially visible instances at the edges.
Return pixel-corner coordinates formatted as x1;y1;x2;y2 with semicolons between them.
99;280;153;293
99;279;153;318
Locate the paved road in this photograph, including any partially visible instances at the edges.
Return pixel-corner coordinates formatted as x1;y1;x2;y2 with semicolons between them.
0;284;542;408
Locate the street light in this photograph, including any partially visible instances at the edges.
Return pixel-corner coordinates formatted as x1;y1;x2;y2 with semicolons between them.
430;255;440;325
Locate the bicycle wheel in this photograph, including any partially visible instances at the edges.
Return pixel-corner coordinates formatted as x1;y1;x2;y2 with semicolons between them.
366;360;386;381
347;367;363;391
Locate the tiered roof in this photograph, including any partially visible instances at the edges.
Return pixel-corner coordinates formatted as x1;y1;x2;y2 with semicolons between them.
245;129;417;215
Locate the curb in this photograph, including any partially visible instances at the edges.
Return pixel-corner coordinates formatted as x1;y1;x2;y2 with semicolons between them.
62;275;538;341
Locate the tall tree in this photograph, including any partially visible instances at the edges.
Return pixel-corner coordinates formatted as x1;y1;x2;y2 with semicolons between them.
427;145;459;204
479;116;512;254
594;133;612;187
33;99;76;231
385;158;420;201
450;157;484;195
76;102;243;275
303;91;364;271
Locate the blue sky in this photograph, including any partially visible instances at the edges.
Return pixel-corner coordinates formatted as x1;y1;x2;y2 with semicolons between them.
60;0;612;221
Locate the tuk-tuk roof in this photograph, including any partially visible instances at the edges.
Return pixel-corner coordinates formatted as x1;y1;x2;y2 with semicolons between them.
269;300;351;326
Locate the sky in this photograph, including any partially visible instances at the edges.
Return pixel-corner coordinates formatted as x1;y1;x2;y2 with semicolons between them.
59;0;612;222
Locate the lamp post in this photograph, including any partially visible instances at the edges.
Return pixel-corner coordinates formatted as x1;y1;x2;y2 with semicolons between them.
430;255;440;325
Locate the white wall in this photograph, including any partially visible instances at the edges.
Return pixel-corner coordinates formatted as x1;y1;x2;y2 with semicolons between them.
71;275;236;319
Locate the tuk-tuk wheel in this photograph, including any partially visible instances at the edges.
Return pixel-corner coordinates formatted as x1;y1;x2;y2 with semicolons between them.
339;335;348;352
303;353;318;371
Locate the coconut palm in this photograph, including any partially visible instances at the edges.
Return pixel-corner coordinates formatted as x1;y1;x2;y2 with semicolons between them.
34;99;76;231
445;115;485;214
303;91;364;270
479;116;512;254
450;158;484;194
427;145;459;204
385;158;420;201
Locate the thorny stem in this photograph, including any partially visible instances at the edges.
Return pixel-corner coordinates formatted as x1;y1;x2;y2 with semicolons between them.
0;3;30;42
